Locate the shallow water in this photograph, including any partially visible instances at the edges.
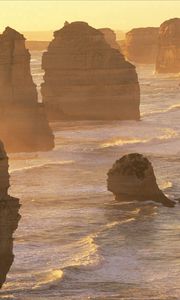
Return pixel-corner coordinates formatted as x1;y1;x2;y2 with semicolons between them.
0;56;180;299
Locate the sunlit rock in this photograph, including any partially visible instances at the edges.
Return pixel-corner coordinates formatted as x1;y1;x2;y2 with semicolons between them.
107;153;175;207
0;140;20;288
156;18;180;73
41;21;140;121
0;27;54;152
125;27;158;64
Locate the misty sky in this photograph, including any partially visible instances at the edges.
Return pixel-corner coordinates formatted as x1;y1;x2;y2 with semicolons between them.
0;1;179;32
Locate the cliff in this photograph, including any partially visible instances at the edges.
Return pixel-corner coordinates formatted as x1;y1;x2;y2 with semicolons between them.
0;140;20;288
0;27;54;152
125;27;159;64
107;153;175;207
156;18;180;73
41;21;140;121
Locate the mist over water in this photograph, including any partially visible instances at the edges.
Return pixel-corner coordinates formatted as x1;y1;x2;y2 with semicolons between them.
1;55;180;299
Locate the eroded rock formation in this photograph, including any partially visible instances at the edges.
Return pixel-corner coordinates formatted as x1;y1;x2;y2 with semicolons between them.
107;153;175;207
156;18;180;73
41;21;140;121
0;140;20;288
125;27;159;64
0;27;54;152
98;28;120;50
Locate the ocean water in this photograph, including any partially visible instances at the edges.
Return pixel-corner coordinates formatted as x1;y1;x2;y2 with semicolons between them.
0;53;180;299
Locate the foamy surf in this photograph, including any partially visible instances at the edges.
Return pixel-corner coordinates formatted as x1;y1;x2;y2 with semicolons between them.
33;270;64;289
99;128;178;150
9;160;75;173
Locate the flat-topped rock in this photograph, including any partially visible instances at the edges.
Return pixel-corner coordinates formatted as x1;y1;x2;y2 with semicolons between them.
107;153;175;207
0;140;20;288
125;27;159;64
156;18;180;73
41;21;140;121
0;27;54;152
98;28;120;50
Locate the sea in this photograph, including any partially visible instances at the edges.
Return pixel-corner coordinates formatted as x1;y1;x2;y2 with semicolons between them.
0;51;179;299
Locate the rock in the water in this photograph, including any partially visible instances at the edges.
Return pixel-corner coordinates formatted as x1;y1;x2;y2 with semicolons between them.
98;28;120;50
41;21;140;121
107;153;175;207
0;27;54;152
125;27;159;64
0;140;20;288
156;18;180;73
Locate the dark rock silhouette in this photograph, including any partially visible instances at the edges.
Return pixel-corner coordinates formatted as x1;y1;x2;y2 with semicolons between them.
0;140;20;288
107;153;175;207
41;21;140;121
0;27;54;152
98;28;120;50
156;18;180;73
125;27;158;64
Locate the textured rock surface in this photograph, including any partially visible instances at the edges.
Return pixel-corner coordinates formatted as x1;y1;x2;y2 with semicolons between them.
98;28;120;50
107;153;175;207
0;27;54;152
0;140;20;288
125;27;158;64
156;18;180;73
41;21;140;121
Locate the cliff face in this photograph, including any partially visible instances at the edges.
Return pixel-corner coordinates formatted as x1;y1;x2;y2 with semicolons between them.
0;140;20;288
0;27;54;152
107;153;175;207
125;27;159;64
156;18;180;73
41;21;140;121
98;28;120;50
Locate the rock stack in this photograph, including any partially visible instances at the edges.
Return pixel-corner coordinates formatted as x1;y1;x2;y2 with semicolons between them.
0;140;20;288
156;18;180;73
107;153;175;207
125;27;159;64
41;21;140;121
0;27;54;152
98;28;120;50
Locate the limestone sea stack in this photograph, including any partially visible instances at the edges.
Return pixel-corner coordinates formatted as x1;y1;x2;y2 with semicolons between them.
125;27;158;64
0;27;54;153
107;153;175;207
41;21;140;121
0;140;20;288
98;28;120;50
156;18;180;73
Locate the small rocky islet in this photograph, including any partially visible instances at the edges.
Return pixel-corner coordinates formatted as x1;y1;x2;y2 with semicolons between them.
107;153;175;207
